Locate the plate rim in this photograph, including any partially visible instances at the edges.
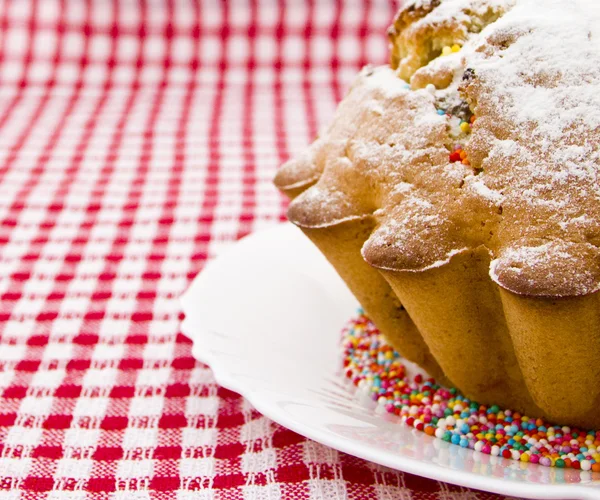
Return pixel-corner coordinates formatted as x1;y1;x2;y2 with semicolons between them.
181;223;600;500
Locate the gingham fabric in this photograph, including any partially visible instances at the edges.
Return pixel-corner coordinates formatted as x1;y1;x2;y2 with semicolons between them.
0;1;517;498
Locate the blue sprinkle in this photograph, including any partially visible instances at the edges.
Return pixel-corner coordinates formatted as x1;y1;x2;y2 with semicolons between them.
461;424;470;434
460;438;469;448
451;434;461;445
437;109;446;115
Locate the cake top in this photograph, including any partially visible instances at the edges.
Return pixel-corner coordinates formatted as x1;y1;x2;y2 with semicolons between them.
274;0;600;297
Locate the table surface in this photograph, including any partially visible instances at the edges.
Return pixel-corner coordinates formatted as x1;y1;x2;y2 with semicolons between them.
0;1;516;498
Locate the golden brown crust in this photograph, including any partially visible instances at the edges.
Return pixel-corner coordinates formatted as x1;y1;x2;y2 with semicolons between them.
273;145;324;197
300;217;447;382
490;240;600;297
499;289;600;427
380;247;544;417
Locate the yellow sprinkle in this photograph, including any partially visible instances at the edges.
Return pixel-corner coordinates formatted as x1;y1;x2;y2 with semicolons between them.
442;46;452;56
385;351;394;360
451;44;461;53
520;453;530;463
460;122;471;133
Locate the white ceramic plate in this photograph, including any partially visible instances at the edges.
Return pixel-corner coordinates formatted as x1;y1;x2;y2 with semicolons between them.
180;223;600;500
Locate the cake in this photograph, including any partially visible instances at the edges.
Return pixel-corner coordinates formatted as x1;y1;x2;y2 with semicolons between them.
274;0;600;429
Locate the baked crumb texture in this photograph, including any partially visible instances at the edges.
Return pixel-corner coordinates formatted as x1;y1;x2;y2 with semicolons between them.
274;0;600;428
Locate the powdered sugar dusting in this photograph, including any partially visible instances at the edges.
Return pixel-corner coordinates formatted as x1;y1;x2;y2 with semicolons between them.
282;0;600;295
404;0;515;28
466;176;503;204
470;0;600;137
362;65;411;98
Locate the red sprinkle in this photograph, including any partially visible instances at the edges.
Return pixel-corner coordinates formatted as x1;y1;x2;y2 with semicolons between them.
449;150;462;162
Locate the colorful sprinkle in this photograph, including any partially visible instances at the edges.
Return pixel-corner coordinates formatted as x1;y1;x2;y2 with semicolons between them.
341;311;600;472
459;121;471;134
441;44;462;57
448;146;471;166
436;105;474;168
449;147;465;163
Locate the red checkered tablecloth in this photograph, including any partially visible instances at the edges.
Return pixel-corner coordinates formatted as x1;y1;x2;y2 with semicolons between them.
0;1;516;498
